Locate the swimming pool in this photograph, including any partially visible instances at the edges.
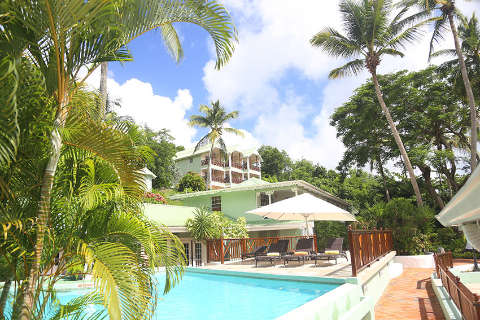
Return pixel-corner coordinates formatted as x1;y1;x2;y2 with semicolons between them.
4;271;339;319
153;272;339;320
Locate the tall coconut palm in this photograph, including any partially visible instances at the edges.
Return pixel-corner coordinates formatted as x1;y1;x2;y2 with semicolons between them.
405;0;478;170
189;100;243;189
0;1;236;318
311;0;431;207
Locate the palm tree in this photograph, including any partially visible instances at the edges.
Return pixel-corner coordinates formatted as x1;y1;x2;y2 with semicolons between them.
1;1;236;317
406;0;478;170
432;13;480;148
0;72;185;319
189;100;243;189
311;0;430;207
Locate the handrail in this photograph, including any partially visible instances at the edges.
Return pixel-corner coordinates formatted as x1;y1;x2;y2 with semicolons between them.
434;252;480;320
348;226;393;276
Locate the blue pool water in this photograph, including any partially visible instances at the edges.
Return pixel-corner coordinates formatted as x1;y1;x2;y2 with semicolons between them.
153;272;338;320
5;272;338;319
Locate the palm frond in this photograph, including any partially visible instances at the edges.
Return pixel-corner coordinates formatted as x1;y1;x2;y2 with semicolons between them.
0;55;19;166
78;241;154;320
310;28;362;57
328;59;365;79
430;48;457;58
160;23;184;63
429;13;449;59
224;127;244;137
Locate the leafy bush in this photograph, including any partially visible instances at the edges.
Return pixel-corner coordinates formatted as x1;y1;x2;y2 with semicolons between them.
185;207;248;240
177;172;206;192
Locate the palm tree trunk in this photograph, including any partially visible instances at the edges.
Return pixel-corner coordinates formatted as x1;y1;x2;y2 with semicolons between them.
99;62;108;119
0;279;11;320
448;12;478;171
420;165;444;209
376;157;391;202
19;108;65;320
371;71;423;207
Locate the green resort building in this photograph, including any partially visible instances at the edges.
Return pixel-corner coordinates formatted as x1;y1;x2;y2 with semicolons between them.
145;144;349;265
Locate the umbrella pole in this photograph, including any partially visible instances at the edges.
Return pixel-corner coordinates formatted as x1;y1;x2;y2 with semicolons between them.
304;216;309;237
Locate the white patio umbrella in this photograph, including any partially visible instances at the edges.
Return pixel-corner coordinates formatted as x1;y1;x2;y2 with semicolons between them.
247;193;356;235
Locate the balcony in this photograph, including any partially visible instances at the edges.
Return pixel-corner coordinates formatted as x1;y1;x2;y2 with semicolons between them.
201;158;209;166
211;175;225;183
231;162;243;170
211;159;225;167
231;176;244;184
250;164;260;172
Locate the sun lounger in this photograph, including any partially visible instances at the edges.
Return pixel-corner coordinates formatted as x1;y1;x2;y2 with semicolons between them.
282;238;315;265
255;240;289;267
241;245;267;260
310;237;348;265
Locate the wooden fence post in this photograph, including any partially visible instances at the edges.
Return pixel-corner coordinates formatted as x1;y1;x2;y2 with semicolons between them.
220;238;224;264
313;234;318;253
241;238;246;258
348;225;357;277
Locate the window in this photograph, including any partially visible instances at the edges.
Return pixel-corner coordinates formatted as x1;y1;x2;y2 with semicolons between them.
189;157;193;163
194;243;202;266
211;196;221;211
183;243;190;266
260;193;269;207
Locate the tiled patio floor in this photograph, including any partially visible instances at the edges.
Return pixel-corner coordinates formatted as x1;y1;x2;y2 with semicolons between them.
375;259;472;320
375;268;444;320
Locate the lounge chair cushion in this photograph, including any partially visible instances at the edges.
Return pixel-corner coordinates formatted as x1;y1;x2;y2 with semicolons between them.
267;252;280;256
294;251;309;256
325;250;340;255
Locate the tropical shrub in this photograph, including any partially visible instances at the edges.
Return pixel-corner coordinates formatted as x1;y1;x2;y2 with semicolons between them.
177;172;206;192
376;198;435;255
186;208;248;240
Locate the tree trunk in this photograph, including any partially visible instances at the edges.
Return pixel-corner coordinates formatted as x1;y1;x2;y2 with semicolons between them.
448;12;478;171
0;279;11;320
420;165;445;209
376;157;391;202
19;108;66;320
371;71;423;207
99;62;108;119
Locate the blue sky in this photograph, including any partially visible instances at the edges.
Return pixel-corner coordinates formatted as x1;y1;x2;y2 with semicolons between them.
87;0;478;169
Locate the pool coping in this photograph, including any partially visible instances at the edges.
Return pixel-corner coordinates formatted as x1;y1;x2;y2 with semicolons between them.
186;267;348;285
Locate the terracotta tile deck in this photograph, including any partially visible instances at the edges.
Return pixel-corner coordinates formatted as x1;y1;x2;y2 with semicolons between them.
375;268;444;320
375;259;473;320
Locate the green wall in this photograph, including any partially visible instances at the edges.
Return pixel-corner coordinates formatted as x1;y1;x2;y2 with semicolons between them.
181;190;264;223
174;155;203;185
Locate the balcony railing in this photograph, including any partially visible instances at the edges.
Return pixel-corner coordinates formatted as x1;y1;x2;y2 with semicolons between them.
231;177;244;184
211;159;225;167
211;175;225;183
201;158;209;166
231;162;243;169
251;164;260;171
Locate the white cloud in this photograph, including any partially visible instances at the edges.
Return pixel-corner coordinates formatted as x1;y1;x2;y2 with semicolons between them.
202;0;477;169
84;68;196;147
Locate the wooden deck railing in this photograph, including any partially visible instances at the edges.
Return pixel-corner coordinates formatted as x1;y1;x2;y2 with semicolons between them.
434;252;480;320
206;235;318;264
348;227;393;276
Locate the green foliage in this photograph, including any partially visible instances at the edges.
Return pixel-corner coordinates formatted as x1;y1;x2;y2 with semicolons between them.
177;172;206;192
314;221;348;250
376;198;435;255
258;145;291;179
186;208;248;240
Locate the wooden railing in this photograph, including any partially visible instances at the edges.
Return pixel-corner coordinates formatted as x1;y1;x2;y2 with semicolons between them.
348;227;393;276
207;235;318;264
434;252;480;320
231;162;243;169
